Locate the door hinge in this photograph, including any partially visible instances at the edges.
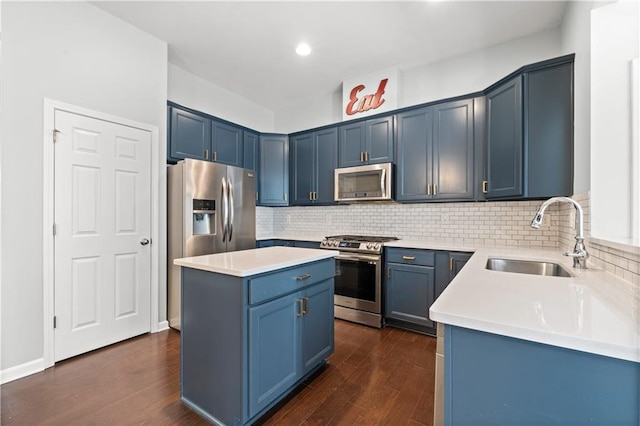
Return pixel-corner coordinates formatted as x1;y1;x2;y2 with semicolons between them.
52;129;60;143
53;223;57;235
53;316;57;329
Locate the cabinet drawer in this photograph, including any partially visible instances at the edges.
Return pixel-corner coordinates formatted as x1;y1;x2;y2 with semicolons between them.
249;259;335;305
386;248;435;266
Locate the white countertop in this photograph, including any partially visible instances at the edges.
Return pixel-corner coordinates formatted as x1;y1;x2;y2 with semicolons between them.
429;247;640;363
174;246;339;277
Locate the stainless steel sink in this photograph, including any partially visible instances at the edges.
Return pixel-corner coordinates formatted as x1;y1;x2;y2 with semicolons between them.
486;258;572;278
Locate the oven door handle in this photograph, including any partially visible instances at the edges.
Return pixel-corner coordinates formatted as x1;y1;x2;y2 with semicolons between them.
335;254;380;263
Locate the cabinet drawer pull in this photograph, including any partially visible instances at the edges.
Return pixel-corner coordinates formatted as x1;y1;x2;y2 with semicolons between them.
402;256;416;260
296;274;311;281
297;299;304;317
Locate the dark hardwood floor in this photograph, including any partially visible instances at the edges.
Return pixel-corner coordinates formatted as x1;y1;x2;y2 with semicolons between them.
1;320;436;425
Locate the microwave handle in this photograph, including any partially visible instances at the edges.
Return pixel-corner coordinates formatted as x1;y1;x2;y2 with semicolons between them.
380;168;386;196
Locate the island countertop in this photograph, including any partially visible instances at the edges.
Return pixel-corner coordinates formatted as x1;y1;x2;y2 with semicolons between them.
429;247;640;363
174;246;339;277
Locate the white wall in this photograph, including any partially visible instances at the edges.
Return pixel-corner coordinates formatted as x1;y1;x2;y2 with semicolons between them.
1;2;168;372
590;1;639;240
560;1;595;195
274;28;562;134
168;64;275;132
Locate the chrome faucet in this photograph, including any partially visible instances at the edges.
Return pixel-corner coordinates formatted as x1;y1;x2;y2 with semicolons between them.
530;197;588;269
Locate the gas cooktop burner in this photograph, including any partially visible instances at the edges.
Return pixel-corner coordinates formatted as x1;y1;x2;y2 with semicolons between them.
321;235;399;254
326;235;399;243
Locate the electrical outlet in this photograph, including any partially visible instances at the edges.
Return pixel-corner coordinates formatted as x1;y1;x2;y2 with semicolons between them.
286;214;291;225
325;214;332;225
441;214;450;225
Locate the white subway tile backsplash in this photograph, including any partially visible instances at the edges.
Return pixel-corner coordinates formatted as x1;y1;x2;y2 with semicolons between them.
259;190;640;292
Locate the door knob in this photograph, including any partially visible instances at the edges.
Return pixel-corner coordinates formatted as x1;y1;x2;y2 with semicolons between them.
140;238;150;246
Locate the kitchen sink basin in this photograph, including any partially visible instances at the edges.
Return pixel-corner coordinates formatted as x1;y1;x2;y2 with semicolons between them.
486;258;572;278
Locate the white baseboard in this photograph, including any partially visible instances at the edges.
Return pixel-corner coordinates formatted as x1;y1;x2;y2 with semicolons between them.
156;320;170;332
1;358;45;384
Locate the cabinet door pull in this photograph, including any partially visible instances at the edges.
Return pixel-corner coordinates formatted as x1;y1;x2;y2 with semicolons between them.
360;152;364;162
214;151;218;161
296;273;311;281
365;151;369;161
302;297;309;315
427;185;431;195
482;180;488;194
256;192;259;201
309;191;313;201
204;149;209;160
297;299;304;317
402;256;416;260
450;257;454;271
433;184;437;195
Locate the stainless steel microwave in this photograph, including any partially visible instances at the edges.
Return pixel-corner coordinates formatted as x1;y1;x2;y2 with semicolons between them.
334;163;393;202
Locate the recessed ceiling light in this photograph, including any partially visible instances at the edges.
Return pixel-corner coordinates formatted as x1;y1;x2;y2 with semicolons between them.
296;43;311;56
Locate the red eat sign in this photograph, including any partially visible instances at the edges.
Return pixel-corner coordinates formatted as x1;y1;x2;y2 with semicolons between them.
345;78;388;116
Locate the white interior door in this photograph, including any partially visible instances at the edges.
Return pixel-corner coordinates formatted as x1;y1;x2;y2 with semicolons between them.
53;110;151;362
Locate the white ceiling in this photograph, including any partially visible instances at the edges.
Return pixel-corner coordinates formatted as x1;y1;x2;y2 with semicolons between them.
93;1;569;111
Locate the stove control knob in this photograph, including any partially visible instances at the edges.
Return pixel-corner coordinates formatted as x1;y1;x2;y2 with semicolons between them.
374;243;381;250
366;243;373;249
320;240;327;247
333;241;339;247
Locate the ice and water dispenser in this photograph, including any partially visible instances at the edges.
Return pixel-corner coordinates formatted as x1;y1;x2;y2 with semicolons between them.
192;199;216;235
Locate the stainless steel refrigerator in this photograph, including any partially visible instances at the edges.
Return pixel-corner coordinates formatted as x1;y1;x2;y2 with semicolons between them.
167;158;256;329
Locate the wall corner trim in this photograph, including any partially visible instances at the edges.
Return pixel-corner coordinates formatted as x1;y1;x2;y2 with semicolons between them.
156;321;170;332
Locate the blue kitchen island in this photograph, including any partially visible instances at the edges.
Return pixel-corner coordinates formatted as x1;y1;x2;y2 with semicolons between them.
174;246;339;425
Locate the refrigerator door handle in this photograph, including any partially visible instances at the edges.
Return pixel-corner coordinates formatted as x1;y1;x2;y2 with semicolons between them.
221;177;228;242
228;179;234;242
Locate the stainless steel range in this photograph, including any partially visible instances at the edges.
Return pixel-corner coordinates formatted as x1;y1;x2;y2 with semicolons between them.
320;235;398;328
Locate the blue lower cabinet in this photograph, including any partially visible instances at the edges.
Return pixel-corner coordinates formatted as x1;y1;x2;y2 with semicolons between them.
445;325;640;425
301;280;334;374
180;259;335;425
249;293;300;417
386;263;435;329
249;279;334;416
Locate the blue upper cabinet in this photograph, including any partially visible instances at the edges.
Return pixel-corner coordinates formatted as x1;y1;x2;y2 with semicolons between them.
485;58;573;199
169;106;212;162
290;132;315;205
243;130;259;201
314;128;338;204
258;134;289;206
211;119;243;167
396;107;432;202
485;76;523;199
338;116;394;168
396;98;475;202
168;103;245;167
338;121;365;168
367;116;394;164
432;99;475;201
291;127;338;205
